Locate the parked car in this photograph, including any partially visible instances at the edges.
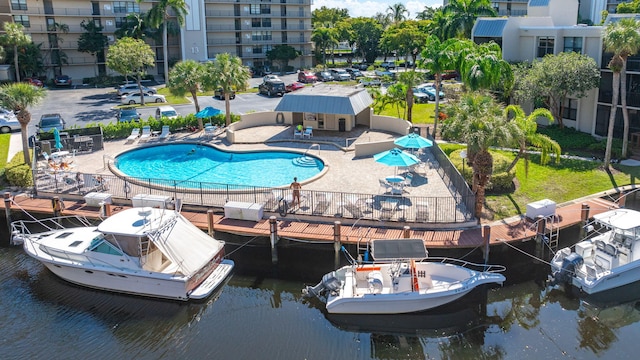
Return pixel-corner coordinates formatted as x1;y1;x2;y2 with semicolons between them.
286;82;305;92
24;78;44;87
0;108;19;133
297;71;317;83
380;61;396;70
359;76;382;87
416;85;445;101
356;63;370;70
258;80;286;97
329;68;351;81
214;88;236;100
37;114;66;133
345;68;364;79
441;70;459;80
155;105;178;120
117;83;157;96
263;74;281;83
54;74;72;86
315;71;334;82
121;92;166;105
374;69;396;80
117;108;141;122
412;88;430;103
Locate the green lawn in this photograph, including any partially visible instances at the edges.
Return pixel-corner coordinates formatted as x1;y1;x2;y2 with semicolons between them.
0;134;10;169
378;102;436;124
440;143;639;220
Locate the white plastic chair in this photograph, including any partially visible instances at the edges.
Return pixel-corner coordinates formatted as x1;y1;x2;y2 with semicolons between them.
126;128;140;143
139;126;151;142
303;126;313;138
158;125;170;140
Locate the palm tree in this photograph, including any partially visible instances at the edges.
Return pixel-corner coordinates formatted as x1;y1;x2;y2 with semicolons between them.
0;83;46;165
397;70;424;123
205;53;251;127
456;40;513;93
311;26;338;69
603;18;640;165
442;0;497;39
387;3;409;25
418;35;456;137
441;92;521;217
0;23;31;82
167;60;206;129
503;105;561;174
143;0;188;81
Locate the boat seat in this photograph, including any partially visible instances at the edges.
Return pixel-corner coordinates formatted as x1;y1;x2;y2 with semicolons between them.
594;252;613;270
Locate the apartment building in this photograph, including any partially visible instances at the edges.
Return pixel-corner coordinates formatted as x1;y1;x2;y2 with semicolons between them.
472;0;640;141
0;0;312;81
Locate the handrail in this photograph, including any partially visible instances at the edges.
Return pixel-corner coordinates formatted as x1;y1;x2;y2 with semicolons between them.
425;256;507;273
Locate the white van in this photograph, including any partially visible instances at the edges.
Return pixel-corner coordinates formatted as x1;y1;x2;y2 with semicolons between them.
155;105;178;120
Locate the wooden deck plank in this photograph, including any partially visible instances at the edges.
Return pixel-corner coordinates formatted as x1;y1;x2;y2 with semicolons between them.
1;195;619;249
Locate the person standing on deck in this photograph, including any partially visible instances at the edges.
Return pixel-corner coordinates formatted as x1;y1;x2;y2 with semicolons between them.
290;177;302;208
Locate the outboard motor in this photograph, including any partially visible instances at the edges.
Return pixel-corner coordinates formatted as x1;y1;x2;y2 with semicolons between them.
302;271;342;298
551;252;583;286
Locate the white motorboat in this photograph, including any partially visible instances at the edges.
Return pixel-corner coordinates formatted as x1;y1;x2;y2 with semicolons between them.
550;208;640;295
302;239;506;314
12;207;234;301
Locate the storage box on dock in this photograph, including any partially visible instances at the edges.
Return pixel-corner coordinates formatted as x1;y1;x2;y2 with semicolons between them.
526;199;556;219
84;192;112;207
132;194;171;209
224;201;264;222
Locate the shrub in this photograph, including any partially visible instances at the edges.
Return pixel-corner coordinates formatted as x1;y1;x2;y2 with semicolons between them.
487;171;515;193
587;138;626;159
5;151;33;188
538;125;598;151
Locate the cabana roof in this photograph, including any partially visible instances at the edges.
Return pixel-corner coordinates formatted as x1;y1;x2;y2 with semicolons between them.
274;85;373;115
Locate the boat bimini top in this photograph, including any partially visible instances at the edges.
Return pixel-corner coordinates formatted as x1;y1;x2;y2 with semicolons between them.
370;239;428;261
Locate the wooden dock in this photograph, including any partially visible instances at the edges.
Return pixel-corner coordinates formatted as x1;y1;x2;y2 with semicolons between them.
2;194;618;248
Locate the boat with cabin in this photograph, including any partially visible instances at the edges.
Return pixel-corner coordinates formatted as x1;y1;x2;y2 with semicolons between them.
550;208;640;296
302;238;506;314
11;207;234;301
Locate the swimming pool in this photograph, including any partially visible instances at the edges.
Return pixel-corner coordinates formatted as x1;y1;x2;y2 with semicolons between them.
114;143;325;189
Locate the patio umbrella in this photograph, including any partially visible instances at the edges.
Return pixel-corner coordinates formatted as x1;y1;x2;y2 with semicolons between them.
394;133;433;149
373;148;420;174
195;106;222;118
53;128;63;150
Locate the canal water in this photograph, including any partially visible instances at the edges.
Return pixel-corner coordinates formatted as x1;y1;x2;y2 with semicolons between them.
1;225;638;359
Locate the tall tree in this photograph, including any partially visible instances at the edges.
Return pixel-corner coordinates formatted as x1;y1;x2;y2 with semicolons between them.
0;23;31;82
167;60;207;129
503;106;560;174
266;45;300;74
418;36;457;136
311;6;349;27
455;40;513;93
442;0;497;39
386;3;409;25
106;37;155;105
380;21;427;68
603;18;640;163
416;6;437;20
311;26;338;69
77;20;108;77
441;92;521;217
397;70;424;123
348;17;384;64
205;53;251;127
115;12;151;40
512;51;600;129
0;83;46;165
143;0;188;81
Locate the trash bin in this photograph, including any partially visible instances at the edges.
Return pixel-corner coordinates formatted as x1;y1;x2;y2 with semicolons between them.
339;118;346;132
412;126;421;136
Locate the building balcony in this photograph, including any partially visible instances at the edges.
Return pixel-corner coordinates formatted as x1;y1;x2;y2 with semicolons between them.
9;7;98;16
204;0;312;4
205;10;310;18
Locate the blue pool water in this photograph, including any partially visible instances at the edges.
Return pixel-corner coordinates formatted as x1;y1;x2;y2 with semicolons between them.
114;143;324;188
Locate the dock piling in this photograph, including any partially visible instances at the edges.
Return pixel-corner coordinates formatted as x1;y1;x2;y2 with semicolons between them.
579;203;590;239
482;225;490;264
270;216;278;264
333;221;341;269
52;196;62;217
403;226;410;238
207;209;215;237
4;192;12;239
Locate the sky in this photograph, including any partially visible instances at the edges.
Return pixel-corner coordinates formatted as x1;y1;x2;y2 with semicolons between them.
311;0;443;19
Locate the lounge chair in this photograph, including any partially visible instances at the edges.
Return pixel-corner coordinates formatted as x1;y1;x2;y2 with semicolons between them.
303;126;313;138
126;128;140;143
158;125;170;140
416;200;429;222
379;179;392;194
139;126;151;142
203;123;217;139
312;193;332;215
294;127;303;139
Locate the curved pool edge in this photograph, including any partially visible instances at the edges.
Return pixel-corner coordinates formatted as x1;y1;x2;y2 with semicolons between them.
107;141;329;194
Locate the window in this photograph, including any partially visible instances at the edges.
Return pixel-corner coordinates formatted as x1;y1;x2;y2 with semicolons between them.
253;46;263;54
115;17;128;28
11;0;27;10
252;31;272;41
562;98;578;121
13;15;30;27
250;4;260;14
564;37;583;53
261;4;271;14
252;18;261;27
537;37;555;57
262;18;271;27
113;1;139;13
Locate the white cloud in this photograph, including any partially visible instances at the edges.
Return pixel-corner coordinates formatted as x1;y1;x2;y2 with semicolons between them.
312;0;443;19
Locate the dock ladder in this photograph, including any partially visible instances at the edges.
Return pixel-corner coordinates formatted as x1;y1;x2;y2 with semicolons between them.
528;215;561;256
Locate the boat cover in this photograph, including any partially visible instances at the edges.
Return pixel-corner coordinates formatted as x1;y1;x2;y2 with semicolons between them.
98;208;222;277
371;239;427;261
593;209;640;230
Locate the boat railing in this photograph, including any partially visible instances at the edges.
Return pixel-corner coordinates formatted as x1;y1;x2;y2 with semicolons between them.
425;256;507;274
11;215;94;238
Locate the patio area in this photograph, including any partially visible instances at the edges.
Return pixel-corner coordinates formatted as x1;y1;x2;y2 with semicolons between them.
33;124;474;226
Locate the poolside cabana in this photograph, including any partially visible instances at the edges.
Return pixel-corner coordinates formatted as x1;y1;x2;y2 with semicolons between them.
274;86;374;133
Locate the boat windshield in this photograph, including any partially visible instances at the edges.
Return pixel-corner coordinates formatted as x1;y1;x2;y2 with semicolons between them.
89;235;123;255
